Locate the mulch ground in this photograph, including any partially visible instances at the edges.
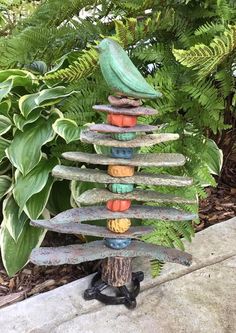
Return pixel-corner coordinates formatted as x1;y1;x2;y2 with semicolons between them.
0;180;236;309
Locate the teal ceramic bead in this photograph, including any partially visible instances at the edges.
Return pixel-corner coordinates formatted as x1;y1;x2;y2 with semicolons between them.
104;238;131;249
112;132;137;141
111;147;133;159
108;183;134;193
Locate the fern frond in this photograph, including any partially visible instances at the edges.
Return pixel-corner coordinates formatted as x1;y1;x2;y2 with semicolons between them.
150;259;164;278
173;25;236;76
44;47;99;82
194;22;225;37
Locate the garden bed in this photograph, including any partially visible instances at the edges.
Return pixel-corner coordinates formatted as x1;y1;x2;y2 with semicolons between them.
1;180;236;309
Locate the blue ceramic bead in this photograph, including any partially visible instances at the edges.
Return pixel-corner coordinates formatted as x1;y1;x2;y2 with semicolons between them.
111;147;133;159
104;238;131;249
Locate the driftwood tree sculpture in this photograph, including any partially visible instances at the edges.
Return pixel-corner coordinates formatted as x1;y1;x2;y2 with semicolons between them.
30;39;197;309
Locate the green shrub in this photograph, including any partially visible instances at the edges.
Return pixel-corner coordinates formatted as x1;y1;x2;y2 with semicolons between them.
0;0;232;276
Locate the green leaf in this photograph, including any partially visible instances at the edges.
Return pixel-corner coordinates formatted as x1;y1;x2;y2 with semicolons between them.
19;86;75;117
0;100;11;116
13;158;57;214
0;115;11;135
0;136;10;163
25;177;54;219
0;69;36;88
6;117;55;175
2;194;28;242
0;79;13;103
47;180;72;215
13;111;41;131
0;175;11;199
52;118;81;143
0;159;11;175
0;221;45;277
202;139;223;175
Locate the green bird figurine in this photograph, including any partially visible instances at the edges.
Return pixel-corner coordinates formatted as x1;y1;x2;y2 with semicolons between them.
97;38;162;100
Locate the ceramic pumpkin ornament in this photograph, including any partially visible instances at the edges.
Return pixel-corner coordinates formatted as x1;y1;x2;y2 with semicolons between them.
106;199;131;212
107;113;137;127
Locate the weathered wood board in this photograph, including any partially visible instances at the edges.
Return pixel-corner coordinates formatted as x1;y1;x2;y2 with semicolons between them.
62;152;186;167
93;104;157;115
30;220;154;238
52;166;193;187
77;188;196;205
89;124;159;133
80;130;179;147
30;240;192;266
31;205;197;225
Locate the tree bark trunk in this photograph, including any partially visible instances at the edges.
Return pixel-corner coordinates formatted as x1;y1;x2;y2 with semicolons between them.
101;257;132;287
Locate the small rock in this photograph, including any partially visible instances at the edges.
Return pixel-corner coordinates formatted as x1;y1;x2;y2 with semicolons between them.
108;95;142;107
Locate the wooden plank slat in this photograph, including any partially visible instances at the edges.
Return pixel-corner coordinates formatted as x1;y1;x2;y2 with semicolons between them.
77;188;196;205
93;105;158;115
80;130;179;147
52;166;193;187
89;124;159;133
30;220;154;238
62;152;186;167
31;205;197;225
30;240;192;267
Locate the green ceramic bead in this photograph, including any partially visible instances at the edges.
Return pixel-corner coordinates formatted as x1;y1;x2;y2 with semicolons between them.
112;132;137;141
108;183;134;194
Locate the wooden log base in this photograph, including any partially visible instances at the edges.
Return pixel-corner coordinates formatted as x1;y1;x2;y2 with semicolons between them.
101;257;132;287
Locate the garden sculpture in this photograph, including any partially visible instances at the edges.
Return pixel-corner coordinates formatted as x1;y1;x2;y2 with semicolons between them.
30;38;197;309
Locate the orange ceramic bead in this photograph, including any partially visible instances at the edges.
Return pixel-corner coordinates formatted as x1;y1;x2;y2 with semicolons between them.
107;165;134;177
107;113;137;127
106;199;131;212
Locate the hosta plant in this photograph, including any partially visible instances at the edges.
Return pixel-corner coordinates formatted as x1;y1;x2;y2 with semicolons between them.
0;68;102;276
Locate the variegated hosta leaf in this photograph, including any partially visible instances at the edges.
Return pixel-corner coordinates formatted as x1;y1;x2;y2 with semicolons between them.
0;175;11;199
52;118;81;143
2;194;28;242
0;136;10;163
0;115;12;135
0;221;45;277
0;79;13;103
6;117;55;175
0;69;37;88
19;86;76;117
25;177;54;220
13;112;41;131
13;158;57;214
0;100;11;117
202;139;223;176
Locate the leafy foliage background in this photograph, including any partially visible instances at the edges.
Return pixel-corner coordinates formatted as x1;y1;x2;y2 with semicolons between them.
0;0;234;276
